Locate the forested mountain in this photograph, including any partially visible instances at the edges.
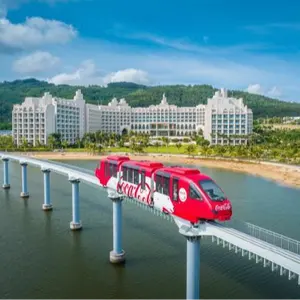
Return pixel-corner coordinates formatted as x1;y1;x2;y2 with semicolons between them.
1;78;300;128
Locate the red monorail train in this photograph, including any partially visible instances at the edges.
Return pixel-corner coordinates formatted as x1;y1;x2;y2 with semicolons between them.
95;155;232;224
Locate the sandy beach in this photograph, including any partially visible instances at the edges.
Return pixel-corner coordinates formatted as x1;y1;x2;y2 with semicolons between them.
20;151;300;189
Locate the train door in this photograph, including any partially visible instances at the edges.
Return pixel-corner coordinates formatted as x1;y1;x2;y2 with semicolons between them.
139;169;150;204
153;173;174;213
170;176;187;217
105;161;118;187
171;177;180;201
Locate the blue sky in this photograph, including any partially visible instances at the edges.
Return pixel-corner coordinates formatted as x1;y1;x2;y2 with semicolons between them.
1;0;300;101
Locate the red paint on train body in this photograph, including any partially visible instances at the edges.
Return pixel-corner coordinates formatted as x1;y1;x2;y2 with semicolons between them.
95;155;232;223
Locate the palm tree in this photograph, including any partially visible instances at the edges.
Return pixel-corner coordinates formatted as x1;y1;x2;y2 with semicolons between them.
61;140;68;150
0;136;14;151
47;135;55;150
75;137;81;149
185;144;197;157
175;142;182;151
90;142;97;155
95;131;104;144
21;138;29;152
198;145;210;156
97;143;104;154
161;136;169;147
154;141;160;151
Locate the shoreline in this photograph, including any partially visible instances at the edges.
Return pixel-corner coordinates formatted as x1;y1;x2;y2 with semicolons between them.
18;151;300;189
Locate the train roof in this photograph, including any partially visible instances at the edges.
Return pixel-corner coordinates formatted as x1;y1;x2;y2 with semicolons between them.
158;166;211;180
136;160;164;168
106;155;130;162
161;166;200;176
123;160;164;169
157;166;211;180
105;155;164;170
103;156;211;179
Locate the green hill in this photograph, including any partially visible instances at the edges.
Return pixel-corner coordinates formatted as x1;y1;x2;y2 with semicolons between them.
1;78;300;129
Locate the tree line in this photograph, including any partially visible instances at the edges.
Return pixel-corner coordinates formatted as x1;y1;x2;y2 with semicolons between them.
2;123;300;165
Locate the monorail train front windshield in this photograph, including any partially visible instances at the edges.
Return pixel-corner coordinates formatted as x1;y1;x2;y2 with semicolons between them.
198;179;226;201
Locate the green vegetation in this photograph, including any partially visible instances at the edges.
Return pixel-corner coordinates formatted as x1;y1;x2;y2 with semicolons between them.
1;78;300;129
254;116;300;131
2;123;300;165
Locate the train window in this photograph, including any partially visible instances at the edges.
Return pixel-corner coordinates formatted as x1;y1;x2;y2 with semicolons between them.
110;163;117;178
133;169;139;185
172;178;179;201
128;168;133;183
198;179;226;201
162;177;169;196
156;175;163;193
141;170;146;190
156;175;169;195
189;183;202;200
122;166;128;181
105;161;109;177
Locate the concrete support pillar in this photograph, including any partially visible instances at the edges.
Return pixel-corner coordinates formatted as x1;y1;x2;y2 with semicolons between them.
109;197;125;263
42;169;53;211
2;158;10;189
69;179;82;230
186;236;201;300
20;162;29;198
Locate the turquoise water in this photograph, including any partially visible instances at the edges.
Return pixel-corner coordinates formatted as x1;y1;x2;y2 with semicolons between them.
0;159;299;298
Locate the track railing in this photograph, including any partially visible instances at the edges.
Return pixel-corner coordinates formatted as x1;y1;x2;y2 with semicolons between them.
246;222;300;256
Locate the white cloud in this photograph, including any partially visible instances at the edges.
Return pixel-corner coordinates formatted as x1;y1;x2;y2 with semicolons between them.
103;69;150;85
246;84;282;98
47;60;151;86
1;22;298;102
48;60;97;85
13;51;60;73
267;86;281;98
42;50;297;101
246;84;263;94
0;16;77;52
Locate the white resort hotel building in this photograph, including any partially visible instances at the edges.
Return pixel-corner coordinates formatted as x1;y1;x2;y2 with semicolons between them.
12;88;253;146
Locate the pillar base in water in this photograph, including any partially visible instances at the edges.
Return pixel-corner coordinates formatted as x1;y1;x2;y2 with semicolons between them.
20;192;29;198
2;184;10;189
110;250;126;264
70;221;82;231
42;203;53;211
